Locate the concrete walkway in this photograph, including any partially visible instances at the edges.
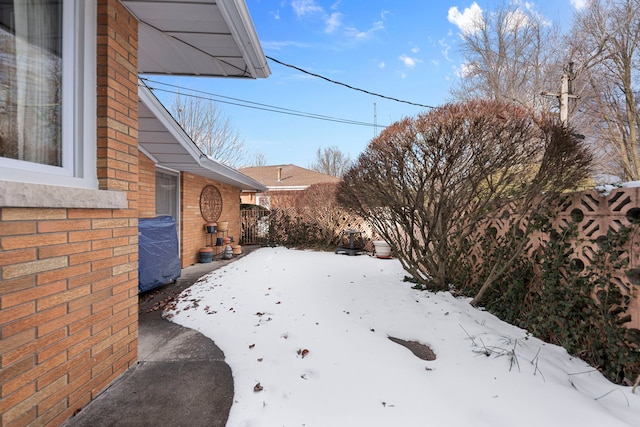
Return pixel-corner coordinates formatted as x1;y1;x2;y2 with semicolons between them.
63;246;260;427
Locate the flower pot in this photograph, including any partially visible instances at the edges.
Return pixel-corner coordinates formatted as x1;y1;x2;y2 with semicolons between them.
205;222;217;233
231;244;242;255
373;241;392;259
217;221;229;232
198;247;214;263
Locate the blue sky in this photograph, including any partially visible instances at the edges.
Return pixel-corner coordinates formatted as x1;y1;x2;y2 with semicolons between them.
150;0;587;168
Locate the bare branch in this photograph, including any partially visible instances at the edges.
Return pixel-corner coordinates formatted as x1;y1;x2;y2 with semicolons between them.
170;93;246;167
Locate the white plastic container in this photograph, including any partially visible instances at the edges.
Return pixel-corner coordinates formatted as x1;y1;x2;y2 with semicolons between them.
373;241;392;258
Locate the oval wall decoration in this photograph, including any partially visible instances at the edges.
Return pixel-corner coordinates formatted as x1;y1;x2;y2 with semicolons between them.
199;185;223;222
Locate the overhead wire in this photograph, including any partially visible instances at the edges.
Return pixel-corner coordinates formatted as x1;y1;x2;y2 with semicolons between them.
141;77;388;128
266;56;437;110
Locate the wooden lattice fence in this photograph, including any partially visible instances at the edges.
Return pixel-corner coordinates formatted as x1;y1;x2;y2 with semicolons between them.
471;187;640;328
252;207;381;251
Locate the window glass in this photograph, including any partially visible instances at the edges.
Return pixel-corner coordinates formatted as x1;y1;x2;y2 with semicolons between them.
156;171;178;220
0;1;63;167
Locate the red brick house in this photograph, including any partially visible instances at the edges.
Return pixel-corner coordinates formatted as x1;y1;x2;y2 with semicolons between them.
0;1;268;425
239;164;339;208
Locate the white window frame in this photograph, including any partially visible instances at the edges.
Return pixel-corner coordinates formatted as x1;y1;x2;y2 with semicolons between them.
0;0;97;189
155;166;180;222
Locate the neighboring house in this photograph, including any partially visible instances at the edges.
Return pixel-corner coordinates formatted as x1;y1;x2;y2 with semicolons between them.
239;164;340;208
0;1;269;425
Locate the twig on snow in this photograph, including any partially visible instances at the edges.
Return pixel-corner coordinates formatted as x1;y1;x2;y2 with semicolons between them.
594;388;630;407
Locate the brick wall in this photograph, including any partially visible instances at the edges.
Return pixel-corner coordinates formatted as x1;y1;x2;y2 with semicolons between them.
138;154;155;218
181;173;241;267
0;2;139;425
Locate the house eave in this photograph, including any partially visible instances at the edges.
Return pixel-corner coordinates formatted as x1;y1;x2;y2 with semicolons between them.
138;81;267;192
122;0;271;78
265;185;310;191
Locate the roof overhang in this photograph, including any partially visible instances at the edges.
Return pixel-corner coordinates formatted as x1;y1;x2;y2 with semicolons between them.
138;82;267;191
122;0;270;78
266;186;309;191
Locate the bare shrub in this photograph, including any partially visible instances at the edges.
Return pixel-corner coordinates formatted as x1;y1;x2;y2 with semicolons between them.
337;100;592;304
296;183;342;246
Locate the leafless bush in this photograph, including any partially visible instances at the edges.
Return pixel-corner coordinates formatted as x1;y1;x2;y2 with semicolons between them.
337;100;592;304
296;183;342;246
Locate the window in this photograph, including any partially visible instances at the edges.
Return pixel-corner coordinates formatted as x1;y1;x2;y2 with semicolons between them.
0;0;96;188
156;170;179;221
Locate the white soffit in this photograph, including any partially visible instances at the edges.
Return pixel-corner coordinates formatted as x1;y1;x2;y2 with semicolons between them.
122;0;270;78
138;82;267;191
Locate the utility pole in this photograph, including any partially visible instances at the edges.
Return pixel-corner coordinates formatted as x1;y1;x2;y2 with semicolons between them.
373;103;378;138
541;62;580;126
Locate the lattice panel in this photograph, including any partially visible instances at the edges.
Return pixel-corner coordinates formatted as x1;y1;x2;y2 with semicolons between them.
263;207;382;252
471;188;640;328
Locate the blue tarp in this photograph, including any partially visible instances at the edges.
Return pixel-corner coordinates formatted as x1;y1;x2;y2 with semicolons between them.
138;216;181;293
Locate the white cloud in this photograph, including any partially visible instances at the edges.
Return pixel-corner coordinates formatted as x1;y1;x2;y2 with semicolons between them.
325;12;342;33
399;54;421;68
439;38;452;62
504;9;529;31
454;61;475;78
260;40;311;50
448;2;483;35
291;0;323;17
570;0;589;9
378;61;386;69
411;46;420;54
291;0;344;34
290;0;385;42
344;20;384;40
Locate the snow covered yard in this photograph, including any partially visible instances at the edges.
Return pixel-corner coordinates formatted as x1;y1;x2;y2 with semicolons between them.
166;247;639;427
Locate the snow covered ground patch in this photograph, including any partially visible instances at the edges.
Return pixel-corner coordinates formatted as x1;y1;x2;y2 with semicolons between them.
167;247;639;427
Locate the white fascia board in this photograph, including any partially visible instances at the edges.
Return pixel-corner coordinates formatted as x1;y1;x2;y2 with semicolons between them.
200;156;268;191
266;185;309;191
217;0;271;79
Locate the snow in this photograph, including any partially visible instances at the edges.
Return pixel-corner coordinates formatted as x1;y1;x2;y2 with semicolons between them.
595;180;640;197
167;247;639;427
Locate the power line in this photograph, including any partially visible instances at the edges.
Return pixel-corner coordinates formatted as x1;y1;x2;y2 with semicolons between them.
141;77;387;128
266;56;437;110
